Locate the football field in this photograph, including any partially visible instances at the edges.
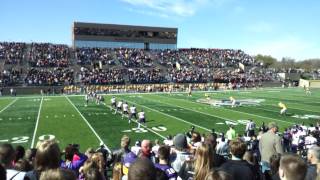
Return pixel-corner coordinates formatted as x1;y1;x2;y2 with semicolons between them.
0;87;319;152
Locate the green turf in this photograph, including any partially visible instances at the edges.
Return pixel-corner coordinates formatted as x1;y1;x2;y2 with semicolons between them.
0;87;319;151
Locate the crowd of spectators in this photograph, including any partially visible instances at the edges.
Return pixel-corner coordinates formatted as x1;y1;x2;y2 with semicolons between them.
0;41;280;87
75;47;116;65
25;68;74;86
128;68;166;84
2;120;320;180
115;48;153;68
79;67;125;85
0;42;26;64
29;43;69;67
0;69;21;86
154;49;257;69
154;50;190;68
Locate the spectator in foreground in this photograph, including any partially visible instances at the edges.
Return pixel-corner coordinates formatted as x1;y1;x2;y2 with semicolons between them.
259;122;283;173
0;164;6;180
60;144;88;175
80;159;106;180
140;140;153;160
14;145;25;165
220;140;256;180
306;146;320;180
0;143;25;180
267;153;282;180
170;133;192;172
278;154;307;180
204;134;226;167
112;135;131;163
128;157;156;180
25;140;61;180
155;145;177;179
205;169;232;180
39;168;76;180
178;143;214;180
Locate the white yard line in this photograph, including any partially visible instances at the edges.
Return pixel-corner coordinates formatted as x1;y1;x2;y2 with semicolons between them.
65;96;111;153
31;97;43;148
0;98;18;114
101;102;166;139
121;99;211;132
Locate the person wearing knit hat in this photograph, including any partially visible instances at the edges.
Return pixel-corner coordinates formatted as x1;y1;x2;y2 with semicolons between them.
171;134;191;172
173;134;188;151
259;122;283;173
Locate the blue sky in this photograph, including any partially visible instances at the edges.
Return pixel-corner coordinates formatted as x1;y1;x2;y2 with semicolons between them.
1;0;319;60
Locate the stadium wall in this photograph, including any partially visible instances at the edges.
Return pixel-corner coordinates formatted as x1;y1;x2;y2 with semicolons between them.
0;81;282;95
299;79;320;88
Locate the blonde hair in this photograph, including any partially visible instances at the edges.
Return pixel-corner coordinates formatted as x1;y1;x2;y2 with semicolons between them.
35;140;61;172
91;152;105;172
194;143;214;180
121;135;130;148
40;168;76;180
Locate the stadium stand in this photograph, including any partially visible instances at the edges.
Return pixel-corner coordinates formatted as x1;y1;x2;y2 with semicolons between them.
0;42;278;90
29;43;70;67
0;42;26;65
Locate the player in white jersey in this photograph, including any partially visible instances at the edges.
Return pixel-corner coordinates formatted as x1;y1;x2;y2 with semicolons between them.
115;100;123;114
230;96;236;108
187;85;192;97
305;132;317;149
84;93;89;107
122;102;129;119
129;105;137;124
110;96;116;111
137;109;146;129
305;87;312;96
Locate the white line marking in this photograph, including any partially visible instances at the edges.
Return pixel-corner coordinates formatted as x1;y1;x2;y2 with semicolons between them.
66;96;111;153
0;98;18;114
31;97;44;148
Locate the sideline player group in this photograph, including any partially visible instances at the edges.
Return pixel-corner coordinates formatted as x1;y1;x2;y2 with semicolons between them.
110;96;146;129
84;93;147;129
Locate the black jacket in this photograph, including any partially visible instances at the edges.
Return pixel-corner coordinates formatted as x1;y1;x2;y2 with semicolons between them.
219;160;257;180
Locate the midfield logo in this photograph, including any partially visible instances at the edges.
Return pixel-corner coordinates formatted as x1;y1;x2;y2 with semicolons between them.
197;98;265;107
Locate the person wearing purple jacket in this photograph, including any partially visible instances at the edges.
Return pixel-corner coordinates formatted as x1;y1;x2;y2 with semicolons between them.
60;144;87;175
155;145;177;180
